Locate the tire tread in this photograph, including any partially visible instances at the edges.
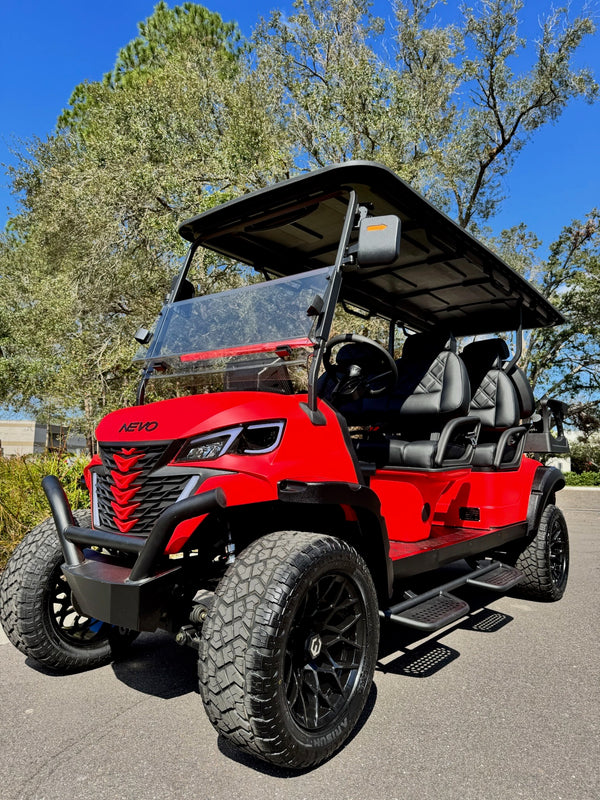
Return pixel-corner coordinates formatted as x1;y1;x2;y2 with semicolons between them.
198;531;378;769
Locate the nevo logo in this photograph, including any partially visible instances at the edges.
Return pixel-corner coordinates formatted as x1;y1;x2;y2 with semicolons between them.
119;421;159;433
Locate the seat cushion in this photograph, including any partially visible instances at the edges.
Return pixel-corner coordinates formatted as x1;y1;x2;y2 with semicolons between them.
357;438;465;469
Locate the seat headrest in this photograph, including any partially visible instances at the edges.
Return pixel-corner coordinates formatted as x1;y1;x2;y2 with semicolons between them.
401;330;457;361
461;338;510;371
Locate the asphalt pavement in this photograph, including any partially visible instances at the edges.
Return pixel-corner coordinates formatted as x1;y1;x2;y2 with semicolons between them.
1;488;598;800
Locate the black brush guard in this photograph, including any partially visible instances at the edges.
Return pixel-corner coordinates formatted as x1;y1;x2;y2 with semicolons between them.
42;475;226;632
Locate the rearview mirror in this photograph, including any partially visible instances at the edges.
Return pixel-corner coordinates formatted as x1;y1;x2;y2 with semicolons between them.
357;215;402;267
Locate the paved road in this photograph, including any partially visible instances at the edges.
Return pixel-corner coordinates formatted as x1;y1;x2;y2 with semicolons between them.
1;489;598;800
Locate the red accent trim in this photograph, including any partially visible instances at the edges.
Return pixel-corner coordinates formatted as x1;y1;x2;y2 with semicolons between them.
114;518;140;534
113;452;145;472
110;485;141;505
111;501;141;521
111;470;142;490
180;337;313;363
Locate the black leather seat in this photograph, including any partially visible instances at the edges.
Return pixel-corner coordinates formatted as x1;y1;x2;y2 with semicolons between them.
460;339;529;469
352;331;477;469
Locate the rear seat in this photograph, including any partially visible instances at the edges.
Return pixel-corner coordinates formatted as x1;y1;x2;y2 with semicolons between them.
460;338;530;469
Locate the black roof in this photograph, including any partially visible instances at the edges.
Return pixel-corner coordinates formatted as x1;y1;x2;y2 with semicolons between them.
178;162;563;335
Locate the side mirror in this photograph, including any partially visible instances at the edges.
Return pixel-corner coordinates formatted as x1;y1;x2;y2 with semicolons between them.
134;327;152;345
357;215;402;267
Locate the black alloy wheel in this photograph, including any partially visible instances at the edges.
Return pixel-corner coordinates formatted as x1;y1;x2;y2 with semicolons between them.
47;567;109;647
198;532;379;769
283;573;367;732
547;509;569;589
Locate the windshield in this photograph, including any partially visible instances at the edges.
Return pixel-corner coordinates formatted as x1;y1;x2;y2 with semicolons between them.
137;267;333;400
136;266;332;366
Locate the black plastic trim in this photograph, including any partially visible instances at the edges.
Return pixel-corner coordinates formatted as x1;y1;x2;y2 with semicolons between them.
526;465;565;537
277;479;393;597
392;522;528;579
278;479;380;513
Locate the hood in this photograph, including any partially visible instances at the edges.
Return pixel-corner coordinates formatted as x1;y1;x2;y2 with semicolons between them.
95;392;309;443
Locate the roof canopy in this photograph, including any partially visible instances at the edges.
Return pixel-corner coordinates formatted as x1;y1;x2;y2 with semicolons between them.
178;162;563;336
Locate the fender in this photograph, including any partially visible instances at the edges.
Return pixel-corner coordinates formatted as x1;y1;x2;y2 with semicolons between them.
278;479;394;600
526;465;566;537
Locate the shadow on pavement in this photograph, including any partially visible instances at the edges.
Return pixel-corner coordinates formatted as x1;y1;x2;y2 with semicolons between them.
111;631;198;699
377;586;514;679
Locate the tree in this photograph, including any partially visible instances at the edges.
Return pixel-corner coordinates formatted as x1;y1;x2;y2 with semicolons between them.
0;2;289;448
256;0;597;226
1;0;599;441
487;212;600;404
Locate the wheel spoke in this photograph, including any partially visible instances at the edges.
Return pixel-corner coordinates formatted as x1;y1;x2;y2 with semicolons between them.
283;571;368;732
48;569;107;645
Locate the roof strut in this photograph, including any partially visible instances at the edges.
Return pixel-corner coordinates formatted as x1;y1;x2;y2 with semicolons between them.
504;307;523;374
304;191;359;422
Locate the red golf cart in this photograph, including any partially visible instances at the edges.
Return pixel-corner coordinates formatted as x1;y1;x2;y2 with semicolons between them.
0;162;569;769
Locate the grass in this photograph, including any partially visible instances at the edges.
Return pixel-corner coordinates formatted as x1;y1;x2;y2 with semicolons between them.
0;453;89;569
564;471;600;487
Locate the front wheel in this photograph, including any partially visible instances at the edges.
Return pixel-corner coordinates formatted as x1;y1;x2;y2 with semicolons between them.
0;511;137;672
198;532;379;769
514;504;569;601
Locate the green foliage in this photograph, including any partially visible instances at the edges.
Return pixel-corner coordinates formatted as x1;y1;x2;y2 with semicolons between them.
0;2;288;441
0;0;599;434
255;0;597;225
564;471;600;486
483;211;600;401
568;438;600;473
0;454;89;569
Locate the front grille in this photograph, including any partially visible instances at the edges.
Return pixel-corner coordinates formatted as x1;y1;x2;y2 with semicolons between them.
94;442;190;536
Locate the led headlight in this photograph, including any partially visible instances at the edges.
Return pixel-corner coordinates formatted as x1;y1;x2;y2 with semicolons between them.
175;421;285;462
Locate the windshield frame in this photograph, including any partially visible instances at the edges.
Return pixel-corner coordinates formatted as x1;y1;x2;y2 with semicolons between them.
136;191;358;414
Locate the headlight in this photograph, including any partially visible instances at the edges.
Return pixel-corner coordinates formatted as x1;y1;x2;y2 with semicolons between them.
175;421;285;462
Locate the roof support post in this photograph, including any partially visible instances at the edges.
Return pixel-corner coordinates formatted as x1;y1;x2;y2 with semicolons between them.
306;191;358;419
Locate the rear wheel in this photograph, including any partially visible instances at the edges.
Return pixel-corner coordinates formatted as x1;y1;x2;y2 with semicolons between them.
198;532;379;769
0;511;137;672
514;504;569;601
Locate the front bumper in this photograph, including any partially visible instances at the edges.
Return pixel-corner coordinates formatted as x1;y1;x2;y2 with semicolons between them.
42;475;226;631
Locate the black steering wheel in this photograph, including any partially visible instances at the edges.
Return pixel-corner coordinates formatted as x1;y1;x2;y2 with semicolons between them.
322;334;398;402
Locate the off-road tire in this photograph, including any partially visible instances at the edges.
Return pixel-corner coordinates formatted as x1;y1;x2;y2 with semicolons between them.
198;532;379;769
0;511;136;672
514;504;569;601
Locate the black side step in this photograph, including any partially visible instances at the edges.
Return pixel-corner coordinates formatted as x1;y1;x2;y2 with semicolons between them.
380;560;522;633
466;564;522;592
385;592;469;632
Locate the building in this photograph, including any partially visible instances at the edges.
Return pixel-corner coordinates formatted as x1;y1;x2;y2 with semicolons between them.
0;420;87;458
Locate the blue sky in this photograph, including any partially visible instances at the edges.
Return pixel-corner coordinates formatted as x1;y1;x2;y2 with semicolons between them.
1;0;598;246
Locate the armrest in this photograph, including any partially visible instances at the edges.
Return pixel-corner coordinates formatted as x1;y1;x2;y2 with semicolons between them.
493;425;528;469
434;416;482;468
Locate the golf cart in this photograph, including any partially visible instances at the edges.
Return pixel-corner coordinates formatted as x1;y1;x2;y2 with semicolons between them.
0;162;569;769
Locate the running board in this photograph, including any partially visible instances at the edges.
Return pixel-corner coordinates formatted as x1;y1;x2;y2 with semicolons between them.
380;560;521;632
466;564;522;592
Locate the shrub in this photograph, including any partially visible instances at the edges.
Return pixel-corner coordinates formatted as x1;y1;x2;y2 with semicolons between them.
569;439;600;473
0;453;89;569
564;471;600;486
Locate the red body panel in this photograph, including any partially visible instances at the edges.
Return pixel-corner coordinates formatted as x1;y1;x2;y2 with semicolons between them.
370;469;470;542
94;392;359;552
92;392;543;557
437;457;540;530
371;458;540;548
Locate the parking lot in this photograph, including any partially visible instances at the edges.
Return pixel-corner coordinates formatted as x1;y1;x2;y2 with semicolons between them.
1;487;598;800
